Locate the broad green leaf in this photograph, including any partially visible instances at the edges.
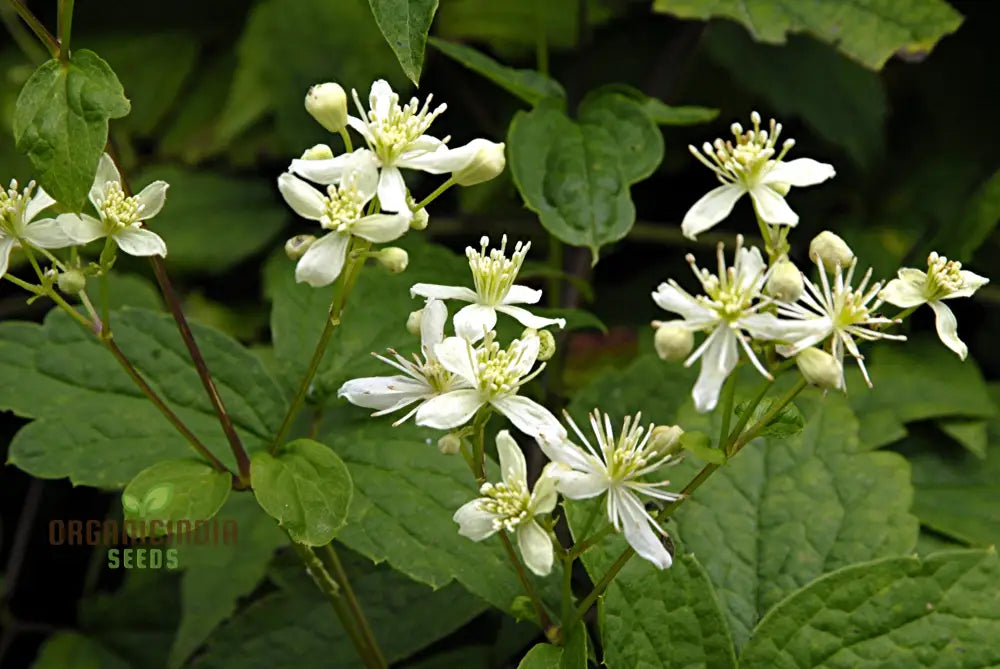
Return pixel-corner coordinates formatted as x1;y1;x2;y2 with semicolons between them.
369;0;439;85
654;0;963;70
192;547;487;669
739;550;1000;667
13;50;130;210
3;307;286;487
517;643;563;668
560;621;588;669
938;417;988;459
105;273;164;311
679;430;726;464
31;632;132;669
577;88;664;183
734;397;804;439
672;394;918;648
928;168;1000;262
251;438;353;545
122;459;231;536
429;38;564;106
136;166;285;273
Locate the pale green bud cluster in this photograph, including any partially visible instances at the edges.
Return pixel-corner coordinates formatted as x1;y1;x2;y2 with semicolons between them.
766;258;804;302
654;323;693;362
795;348;842;389
305;83;349;133
809;231;854;271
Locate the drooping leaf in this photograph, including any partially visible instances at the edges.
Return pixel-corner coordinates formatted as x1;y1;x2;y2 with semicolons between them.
654;0;964;70
429;38;564;106
369;0;439;85
13;50;130;210
121;459;231;536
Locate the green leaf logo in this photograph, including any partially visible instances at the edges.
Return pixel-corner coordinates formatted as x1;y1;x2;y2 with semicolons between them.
123;484;174;518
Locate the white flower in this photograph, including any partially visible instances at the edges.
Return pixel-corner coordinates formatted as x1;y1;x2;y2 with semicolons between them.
411;235;565;342
57;154;168;257
416;331;563;438
337;299;469;423
880;252;988;360
776;259;906;389
682;112;835;239
0;179;74;277
289;80;499;214
453;430;558;576
651;236;807;412
277;149;410;287
538;411;682;569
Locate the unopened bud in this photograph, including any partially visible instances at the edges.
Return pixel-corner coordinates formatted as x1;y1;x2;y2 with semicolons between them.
437;432;462;455
305;82;348;132
406;309;423;336
375;247;408;274
57;269;86;294
809;231;854;271
796;348;842;389
453;140;506;186
285;234;317;261
654;324;694;362
766;258;804;302
533;329;556;361
300;143;334;161
410;207;429;230
649;425;684;456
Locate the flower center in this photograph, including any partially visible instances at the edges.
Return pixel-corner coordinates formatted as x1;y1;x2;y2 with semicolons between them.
467;235;528;306
421;358;453;392
690;112;794;188
688;237;760;321
596;413;656;483
477;480;531;532
832;285;873;329
925;252;965;299
474;334;529;397
97;182;142;229
322;177;366;231
0;180;30;234
359;89;446;165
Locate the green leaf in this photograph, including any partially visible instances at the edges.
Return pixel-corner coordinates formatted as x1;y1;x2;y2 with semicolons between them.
734;397;804;439
429;38;564;106
13;50;130;210
673;394;918;649
577;88;664;183
192;547;487;669
679;430;726;464
136;166;286;273
121;459;231;535
369;0;439;85
560;621;588;669
640;99;719;126
31;633;132;669
517;644;563;668
3;307;286;487
938;417;988;459
251;438;353;546
739;550;1000;667
654;0;964;70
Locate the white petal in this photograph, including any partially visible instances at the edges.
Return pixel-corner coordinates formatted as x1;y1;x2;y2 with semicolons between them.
351;213;410;243
337;375;430;410
734;246;767;291
346;116;374;144
24;187;55;223
406;134;446;153
89;153;121;208
278;173;326;221
741;312;820;343
289;154;353;185
509;333;540;378
496;430;527;484
762;158;836;187
749;186;798;226
433;336;478;385
114;228;167;257
617;491;672;569
376;166;409;214
948;270;989;299
341;150;380;199
295;232;350;287
929;301;967;360
880;276;927;308
421;299;448;359
681;184;745;239
516;521;554;576
553;468;607;500
0;237;15;277
531;467;560;514
22;218;74;249
502;284;542;305
652;283;716;324
490;395;562;439
396;139;496;174
58;213;106;244
415;389;484;429
691;328;739;412
454;304;498;342
495;305;566;333
410;283;479;302
369;80;394;118
535;432;586;469
453;500;499;541
134;180;169;220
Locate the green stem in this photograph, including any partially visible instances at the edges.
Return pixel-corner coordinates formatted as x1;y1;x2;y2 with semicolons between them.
535;9;549;75
471;409;490;484
57;0;73;61
338;128;353;154
731;378;808;453
717;373;737;448
2;274;41;295
560;553;574;624
565;525;613;561
499;529;553;631
321;544;387;669
0;2;47;62
412;177;455;212
6;0;59;58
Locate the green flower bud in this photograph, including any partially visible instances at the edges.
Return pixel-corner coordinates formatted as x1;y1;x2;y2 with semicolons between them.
649;425;684;457
535;329;556;361
410;207;429;230
795;348;842;389
406;309;423;336
305;82;348;132
300;143;334;161
453;140;506;186
437;432;462;455
285;234;317;261
375;247;408;274
766;258;804;302
654;324;694;362
809;231;854;272
57;269;86;294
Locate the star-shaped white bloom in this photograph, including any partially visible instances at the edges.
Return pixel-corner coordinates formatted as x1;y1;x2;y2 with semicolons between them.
682;112;835;239
538;411;683;570
454;430;559;576
880;252;988;360
776;259;906;389
57;154;169;257
0;179;74;277
289;80;502;215
415;331;563;438
651;237;808;412
278;149;410;287
411;235;565;342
